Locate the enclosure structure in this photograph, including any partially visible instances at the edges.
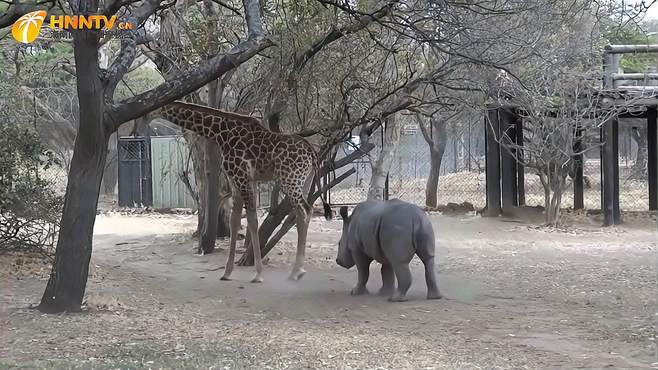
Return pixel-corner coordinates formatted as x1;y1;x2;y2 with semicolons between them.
150;136;197;209
118;135;272;209
117;136;153;207
484;45;658;225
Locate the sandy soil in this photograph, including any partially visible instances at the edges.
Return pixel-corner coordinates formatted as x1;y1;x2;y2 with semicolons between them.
1;211;656;369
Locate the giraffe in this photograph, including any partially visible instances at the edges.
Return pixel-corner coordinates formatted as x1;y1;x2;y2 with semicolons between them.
152;101;332;283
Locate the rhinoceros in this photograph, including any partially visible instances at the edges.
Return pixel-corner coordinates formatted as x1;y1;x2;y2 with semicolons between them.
335;199;442;302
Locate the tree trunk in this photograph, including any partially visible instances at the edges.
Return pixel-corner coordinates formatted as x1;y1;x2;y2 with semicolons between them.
368;115;400;200
198;78;221;253
129;116;150;136
630;126;648;179
419;116;447;208
541;164;568;226
216;172;232;238
38;29;107;313
546;182;565;226
101;133;118;196
197;76;233;253
198;138;222;254
189;134;205;237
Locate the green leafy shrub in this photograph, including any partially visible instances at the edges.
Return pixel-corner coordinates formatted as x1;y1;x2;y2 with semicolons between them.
0;111;63;257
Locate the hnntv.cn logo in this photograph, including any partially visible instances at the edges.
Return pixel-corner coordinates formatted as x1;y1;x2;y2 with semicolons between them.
11;10;134;44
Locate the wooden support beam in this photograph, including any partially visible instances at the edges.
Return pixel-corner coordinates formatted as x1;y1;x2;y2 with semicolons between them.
612;72;658;80
603;53;614;89
573;126;584;210
611;54;620;89
615;86;658;93
500;109;518;216
516;118;526;206
601;118;621;225
648;107;658;210
619;112;649;119
484;109;502;217
604;44;658;54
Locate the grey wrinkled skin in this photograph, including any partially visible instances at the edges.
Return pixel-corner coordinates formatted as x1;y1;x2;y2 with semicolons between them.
336;199;442;302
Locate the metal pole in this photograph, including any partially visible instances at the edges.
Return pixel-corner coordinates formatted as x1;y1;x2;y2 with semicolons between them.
648;107;657;210
500;109;518;215
573;124;584;210
516;116;525;206
468;120;472;172
612;117;621;221
382;122;388;200
484;109;502;217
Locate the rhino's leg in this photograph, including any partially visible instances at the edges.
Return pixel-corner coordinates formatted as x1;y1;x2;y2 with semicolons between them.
351;250;372;295
378;263;395;296
420;257;442;300
416;240;442;300
389;264;411;302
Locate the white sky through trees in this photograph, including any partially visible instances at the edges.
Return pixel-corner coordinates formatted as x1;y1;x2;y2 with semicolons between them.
628;0;658;19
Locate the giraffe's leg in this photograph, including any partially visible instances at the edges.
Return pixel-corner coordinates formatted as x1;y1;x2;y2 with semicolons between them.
290;203;311;281
220;191;243;281
244;186;263;283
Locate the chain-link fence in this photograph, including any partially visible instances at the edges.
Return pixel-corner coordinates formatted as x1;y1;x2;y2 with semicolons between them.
328;120;488;207
389;122;487;207
521;119;650;211
326;118;651;211
15;85;650;212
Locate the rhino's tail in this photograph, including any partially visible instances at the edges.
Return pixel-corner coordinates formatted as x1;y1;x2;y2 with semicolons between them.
412;210;436;259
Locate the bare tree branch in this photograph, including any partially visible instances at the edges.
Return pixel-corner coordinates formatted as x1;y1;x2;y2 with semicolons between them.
106;0;273;130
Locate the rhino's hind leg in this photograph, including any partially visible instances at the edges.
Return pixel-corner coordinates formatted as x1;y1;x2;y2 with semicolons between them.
378;263;395;296
351;250;372;295
421;257;442;300
388;264;411;302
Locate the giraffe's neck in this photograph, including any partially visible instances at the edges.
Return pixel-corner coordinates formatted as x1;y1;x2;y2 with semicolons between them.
161;102;267;149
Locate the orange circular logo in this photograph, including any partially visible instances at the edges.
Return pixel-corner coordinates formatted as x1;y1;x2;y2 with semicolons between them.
11;10;47;44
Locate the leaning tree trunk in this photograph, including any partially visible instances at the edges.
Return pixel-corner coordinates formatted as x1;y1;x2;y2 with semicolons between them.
39;29;107;313
368;114;401;200
630;126;648;179
418;115;447;208
237;143;376;266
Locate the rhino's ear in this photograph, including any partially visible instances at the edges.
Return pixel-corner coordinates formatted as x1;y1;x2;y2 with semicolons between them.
339;206;349;221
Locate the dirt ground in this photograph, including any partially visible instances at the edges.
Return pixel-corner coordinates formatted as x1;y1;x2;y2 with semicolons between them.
1;210;656;369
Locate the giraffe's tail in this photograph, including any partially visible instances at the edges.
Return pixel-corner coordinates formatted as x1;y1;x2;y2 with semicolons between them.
312;155;333;221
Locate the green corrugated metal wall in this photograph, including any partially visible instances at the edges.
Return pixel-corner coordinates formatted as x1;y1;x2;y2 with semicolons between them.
151;136;197;209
